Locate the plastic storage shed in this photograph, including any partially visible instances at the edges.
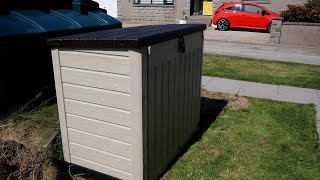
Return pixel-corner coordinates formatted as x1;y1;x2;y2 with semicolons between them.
0;0;121;114
48;24;206;180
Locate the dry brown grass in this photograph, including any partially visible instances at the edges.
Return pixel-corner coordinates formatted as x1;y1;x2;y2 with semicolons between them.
42;162;58;180
0;122;42;149
201;88;251;111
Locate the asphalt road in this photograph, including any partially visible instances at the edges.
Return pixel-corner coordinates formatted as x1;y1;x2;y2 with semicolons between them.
204;40;320;65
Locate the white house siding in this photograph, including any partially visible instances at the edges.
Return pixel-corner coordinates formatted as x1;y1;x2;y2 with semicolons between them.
96;0;118;17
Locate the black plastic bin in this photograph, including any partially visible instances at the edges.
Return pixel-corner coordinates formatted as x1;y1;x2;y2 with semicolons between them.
0;0;122;114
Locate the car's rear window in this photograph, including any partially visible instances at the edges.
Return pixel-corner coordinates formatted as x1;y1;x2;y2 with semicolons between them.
226;5;241;11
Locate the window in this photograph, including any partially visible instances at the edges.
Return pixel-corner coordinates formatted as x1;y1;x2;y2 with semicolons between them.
226;5;242;11
263;10;270;15
242;4;263;14
241;0;271;4
134;0;173;5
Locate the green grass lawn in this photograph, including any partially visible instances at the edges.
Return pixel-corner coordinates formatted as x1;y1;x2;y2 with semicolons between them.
163;98;320;179
202;54;320;89
1;97;319;179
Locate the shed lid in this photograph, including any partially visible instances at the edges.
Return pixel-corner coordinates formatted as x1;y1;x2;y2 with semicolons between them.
47;24;206;49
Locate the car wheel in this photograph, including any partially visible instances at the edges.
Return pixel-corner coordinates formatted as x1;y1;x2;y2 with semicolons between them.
217;18;229;31
267;23;271;33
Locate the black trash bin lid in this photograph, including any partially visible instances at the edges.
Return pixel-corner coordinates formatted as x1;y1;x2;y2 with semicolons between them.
47;24;206;49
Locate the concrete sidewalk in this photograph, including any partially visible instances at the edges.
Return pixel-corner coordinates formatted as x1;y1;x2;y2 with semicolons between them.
201;76;320;136
204;41;320;65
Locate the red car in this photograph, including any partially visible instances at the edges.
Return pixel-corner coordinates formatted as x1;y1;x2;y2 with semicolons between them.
212;2;281;32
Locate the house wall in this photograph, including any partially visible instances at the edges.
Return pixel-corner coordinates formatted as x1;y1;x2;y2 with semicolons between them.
118;2;175;24
117;0;133;21
175;0;187;20
183;0;191;17
263;0;307;13
130;5;175;24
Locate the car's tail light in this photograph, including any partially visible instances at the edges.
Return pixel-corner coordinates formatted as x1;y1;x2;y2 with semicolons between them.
215;10;220;14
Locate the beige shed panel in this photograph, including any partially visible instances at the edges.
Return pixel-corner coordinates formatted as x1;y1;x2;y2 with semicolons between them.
52;49;140;179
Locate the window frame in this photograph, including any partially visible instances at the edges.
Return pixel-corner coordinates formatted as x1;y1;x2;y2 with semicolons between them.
241;0;271;5
134;0;174;5
225;4;242;11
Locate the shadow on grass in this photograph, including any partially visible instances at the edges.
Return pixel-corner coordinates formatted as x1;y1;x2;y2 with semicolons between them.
55;162;120;180
51;97;228;180
48;133;120;180
158;97;228;179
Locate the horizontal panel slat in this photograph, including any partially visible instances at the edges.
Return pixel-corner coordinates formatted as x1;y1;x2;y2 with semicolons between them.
63;83;130;110
65;99;131;128
66;114;131;143
61;67;130;93
71;156;132;180
59;51;130;75
68;128;132;158
69;143;132;173
75;50;129;57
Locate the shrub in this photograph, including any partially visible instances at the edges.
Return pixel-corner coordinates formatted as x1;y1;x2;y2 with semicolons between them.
281;0;320;23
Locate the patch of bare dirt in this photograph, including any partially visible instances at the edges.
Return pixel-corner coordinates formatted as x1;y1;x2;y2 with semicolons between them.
201;88;251;111
259;138;270;145
289;145;303;151
211;149;221;157
0;123;57;180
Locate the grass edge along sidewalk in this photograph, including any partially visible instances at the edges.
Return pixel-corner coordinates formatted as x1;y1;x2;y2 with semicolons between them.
202;54;320;90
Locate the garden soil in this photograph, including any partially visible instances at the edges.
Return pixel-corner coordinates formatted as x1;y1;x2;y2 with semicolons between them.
0;123;56;180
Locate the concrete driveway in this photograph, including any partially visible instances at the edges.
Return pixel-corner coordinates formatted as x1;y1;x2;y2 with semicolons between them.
204;26;270;45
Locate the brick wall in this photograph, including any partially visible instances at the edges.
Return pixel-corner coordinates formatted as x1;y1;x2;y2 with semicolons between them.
119;5;175;24
269;18;320;48
117;0;122;17
183;0;190;17
269;17;283;44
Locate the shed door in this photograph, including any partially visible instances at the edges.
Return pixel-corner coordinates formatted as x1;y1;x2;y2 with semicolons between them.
145;32;203;180
95;0;118;17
